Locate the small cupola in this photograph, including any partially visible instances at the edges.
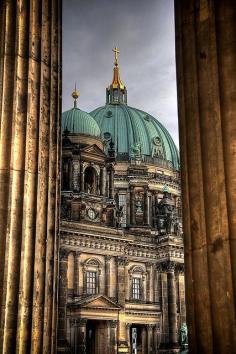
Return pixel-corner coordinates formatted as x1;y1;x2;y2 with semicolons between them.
106;47;127;105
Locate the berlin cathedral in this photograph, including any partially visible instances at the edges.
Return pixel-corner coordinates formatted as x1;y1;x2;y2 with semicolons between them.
58;48;185;354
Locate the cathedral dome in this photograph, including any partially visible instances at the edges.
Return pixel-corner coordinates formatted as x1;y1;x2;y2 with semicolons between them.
62;107;101;137
62;87;101;137
90;48;179;170
90;104;179;170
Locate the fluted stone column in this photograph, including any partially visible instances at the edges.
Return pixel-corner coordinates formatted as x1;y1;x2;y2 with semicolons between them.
175;1;236;352
100;166;106;196
57;250;69;347
109;320;117;354
80;162;85;192
147;325;153;354
167;262;177;346
146;262;151;303
109;166;114;199
77;318;87;354
0;1;61;353
116;257;128;305
105;255;112;297
153;325;159;354
130;186;135;225
141;326;147;354
126;323;131;351
74;251;81;296
143;186;149;225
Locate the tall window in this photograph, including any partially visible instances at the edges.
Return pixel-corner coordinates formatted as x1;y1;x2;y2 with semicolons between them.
132;277;141;300
86;271;97;295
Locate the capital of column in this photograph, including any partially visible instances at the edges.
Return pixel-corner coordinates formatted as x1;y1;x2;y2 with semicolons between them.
175;263;185;275
146;324;155;330
70;319;77;327
76;318;87;327
72;250;81;258
108;320;118;328
105;255;112;263
60;248;69;260
145;262;152;268
160;261;176;273
116;256;129;266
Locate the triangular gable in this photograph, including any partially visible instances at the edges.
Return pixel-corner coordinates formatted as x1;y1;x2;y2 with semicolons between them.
80;144;106;158
77;294;121;310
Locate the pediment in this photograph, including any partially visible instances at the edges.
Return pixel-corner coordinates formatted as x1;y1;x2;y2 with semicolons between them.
80;144;106;158
77;295;121;310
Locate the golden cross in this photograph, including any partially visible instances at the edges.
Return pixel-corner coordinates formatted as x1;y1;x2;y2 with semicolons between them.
113;46;120;66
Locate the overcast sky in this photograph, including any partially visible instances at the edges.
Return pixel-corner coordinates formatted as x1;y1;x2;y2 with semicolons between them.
62;0;179;146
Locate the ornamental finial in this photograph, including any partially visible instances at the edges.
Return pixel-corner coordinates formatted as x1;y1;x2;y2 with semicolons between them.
71;82;80;108
113;46;120;67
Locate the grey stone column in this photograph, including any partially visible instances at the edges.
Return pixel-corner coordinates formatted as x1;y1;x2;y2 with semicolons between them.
74;251;81;296
100;166;106;196
147;325;154;354
143;186;149;225
153;324;159;354
146;262;151;302
105;255;112;297
77;318;87;354
109;166;115;199
126;323;131;351
57;250;69;347
175;1;236;352
116;257;128;305
130;186;135;225
109;320;118;354
167;262;177;345
141;326;147;354
80;162;85;192
153;264;159;303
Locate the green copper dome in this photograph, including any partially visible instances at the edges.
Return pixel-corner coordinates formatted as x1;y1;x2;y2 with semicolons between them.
62;107;101;137
90;104;180;170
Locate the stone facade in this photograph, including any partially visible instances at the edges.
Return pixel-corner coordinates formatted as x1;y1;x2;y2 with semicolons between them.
58;125;185;353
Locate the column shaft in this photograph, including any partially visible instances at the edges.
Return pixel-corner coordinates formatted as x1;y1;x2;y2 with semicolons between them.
100;166;106;196
175;1;236;352
167;269;177;345
74;252;80;296
109;321;117;354
147;325;153;354
105;256;111;297
80;163;85;192
141;326;147;354
109;167;114;199
130;187;135;225
0;1;61;353
116;257;127;305
57;251;68;346
77;319;87;354
143;187;149;225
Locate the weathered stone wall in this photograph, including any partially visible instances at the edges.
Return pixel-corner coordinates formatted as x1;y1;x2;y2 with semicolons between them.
175;0;236;352
0;1;61;353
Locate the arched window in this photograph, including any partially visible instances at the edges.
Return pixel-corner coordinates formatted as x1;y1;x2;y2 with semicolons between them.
82;258;101;295
84;166;98;194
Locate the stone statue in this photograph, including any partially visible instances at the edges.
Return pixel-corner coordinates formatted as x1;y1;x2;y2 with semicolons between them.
179;323;188;349
130;142;142;161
